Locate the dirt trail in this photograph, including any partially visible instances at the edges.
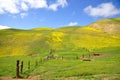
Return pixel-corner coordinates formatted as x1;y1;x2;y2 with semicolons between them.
0;75;41;80
0;74;120;80
0;71;51;80
0;76;13;80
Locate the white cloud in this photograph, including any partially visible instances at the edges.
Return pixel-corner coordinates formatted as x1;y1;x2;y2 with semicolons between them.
0;8;5;14
0;0;19;14
68;22;78;26
23;0;48;9
20;13;28;18
49;4;58;11
84;2;120;17
0;0;68;14
21;2;29;11
57;0;67;8
0;25;11;30
49;0;67;11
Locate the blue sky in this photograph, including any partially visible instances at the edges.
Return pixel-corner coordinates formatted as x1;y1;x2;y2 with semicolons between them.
0;0;120;29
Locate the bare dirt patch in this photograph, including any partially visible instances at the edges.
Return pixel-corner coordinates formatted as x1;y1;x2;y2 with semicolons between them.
28;53;39;57
94;74;120;80
0;75;41;80
91;53;107;57
0;76;12;80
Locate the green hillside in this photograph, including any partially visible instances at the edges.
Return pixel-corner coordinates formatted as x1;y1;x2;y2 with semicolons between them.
0;18;120;79
0;18;120;56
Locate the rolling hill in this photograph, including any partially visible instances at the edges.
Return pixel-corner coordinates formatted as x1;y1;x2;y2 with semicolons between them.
0;18;120;80
0;18;120;57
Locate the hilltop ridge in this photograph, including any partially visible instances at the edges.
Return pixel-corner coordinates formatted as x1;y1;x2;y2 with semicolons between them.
89;18;120;34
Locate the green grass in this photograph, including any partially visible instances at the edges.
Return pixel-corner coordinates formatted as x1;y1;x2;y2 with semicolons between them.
0;18;120;79
0;47;120;79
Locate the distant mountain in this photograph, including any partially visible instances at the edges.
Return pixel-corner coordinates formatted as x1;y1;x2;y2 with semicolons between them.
89;18;120;34
0;18;120;57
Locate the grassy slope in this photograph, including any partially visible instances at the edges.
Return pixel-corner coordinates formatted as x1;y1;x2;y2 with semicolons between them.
0;26;119;56
0;18;120;79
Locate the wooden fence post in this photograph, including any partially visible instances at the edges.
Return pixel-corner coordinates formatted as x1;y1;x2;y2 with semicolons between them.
39;59;40;63
16;60;20;78
28;61;30;71
82;54;84;58
20;61;23;74
89;54;91;58
35;60;38;67
40;59;43;63
61;56;63;60
76;56;79;60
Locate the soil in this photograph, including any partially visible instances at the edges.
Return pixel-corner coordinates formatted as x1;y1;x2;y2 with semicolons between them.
0;74;120;80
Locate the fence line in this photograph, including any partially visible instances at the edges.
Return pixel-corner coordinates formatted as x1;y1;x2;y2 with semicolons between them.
15;54;93;78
